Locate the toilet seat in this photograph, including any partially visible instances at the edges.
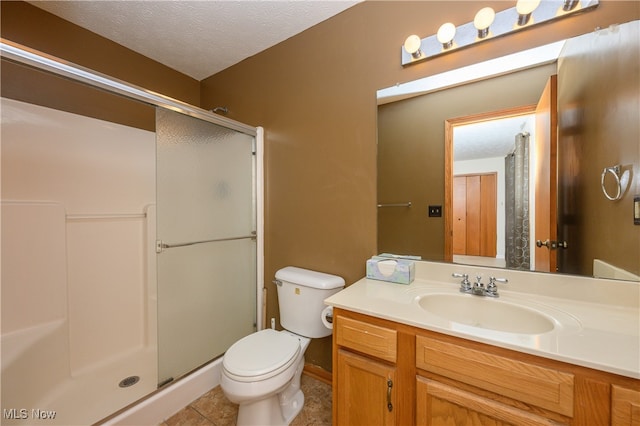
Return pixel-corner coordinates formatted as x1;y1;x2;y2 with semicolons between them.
223;329;301;382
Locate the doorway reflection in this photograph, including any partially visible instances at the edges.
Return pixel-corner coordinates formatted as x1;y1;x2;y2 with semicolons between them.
451;113;535;270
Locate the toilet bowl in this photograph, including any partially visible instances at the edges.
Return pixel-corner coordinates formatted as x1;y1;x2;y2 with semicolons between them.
221;329;310;425
219;266;345;426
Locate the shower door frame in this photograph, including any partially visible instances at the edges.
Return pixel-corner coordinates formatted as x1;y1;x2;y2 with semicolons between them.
0;35;266;370
0;39;252;134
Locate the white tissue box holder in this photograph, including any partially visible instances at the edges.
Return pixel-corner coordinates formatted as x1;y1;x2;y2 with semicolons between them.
366;257;415;284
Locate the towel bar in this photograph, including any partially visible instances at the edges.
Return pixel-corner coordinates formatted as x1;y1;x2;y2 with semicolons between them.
377;202;412;208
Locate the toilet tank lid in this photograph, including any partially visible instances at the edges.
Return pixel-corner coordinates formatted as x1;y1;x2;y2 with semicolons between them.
276;266;345;289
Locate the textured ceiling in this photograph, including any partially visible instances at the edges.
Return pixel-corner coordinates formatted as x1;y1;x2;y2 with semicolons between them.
29;0;359;81
454;114;536;162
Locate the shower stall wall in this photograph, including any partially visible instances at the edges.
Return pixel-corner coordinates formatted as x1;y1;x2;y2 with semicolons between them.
1;98;158;425
1;40;262;425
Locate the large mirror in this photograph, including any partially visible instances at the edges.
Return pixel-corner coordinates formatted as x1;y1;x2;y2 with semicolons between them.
377;21;639;281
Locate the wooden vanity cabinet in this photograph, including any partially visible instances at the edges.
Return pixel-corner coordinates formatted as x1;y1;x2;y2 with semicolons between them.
612;385;640;425
333;308;640;426
336;350;397;425
416;334;574;425
333;311;416;425
416;377;566;425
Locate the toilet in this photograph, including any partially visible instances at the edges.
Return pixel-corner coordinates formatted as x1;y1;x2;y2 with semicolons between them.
220;266;345;426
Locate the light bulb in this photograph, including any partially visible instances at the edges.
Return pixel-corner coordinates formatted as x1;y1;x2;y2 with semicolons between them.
437;23;456;49
516;0;541;14
474;7;495;38
404;34;422;58
516;0;541;25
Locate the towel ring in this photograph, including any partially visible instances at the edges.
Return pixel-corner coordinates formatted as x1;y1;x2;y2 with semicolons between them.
601;165;622;201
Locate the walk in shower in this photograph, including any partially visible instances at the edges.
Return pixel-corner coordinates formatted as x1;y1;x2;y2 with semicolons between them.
1;40;262;425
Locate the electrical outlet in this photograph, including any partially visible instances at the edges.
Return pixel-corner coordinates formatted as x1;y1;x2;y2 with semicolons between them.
428;205;442;217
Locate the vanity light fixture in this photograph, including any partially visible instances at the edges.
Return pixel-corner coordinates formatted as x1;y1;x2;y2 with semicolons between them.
437;23;456;49
403;34;423;59
401;0;599;66
563;0;579;11
516;0;541;26
474;7;496;39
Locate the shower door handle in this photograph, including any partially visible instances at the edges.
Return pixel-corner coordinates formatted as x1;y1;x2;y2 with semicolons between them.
156;232;256;253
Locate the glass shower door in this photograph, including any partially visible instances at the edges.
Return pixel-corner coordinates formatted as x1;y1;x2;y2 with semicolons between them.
156;108;257;384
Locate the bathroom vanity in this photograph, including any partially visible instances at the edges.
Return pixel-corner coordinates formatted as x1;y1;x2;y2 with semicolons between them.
325;261;640;425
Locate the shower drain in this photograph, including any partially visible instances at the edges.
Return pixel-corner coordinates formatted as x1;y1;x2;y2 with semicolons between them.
119;376;140;388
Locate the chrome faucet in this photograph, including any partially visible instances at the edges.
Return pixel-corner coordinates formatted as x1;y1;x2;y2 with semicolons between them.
451;273;471;293
485;276;508;298
472;275;485;296
452;273;507;298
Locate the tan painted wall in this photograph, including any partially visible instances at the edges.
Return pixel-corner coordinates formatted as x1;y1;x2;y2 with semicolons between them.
200;1;639;371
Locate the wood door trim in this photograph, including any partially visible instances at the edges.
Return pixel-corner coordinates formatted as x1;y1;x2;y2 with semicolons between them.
454;172;499;178
534;75;558;272
444;105;537;262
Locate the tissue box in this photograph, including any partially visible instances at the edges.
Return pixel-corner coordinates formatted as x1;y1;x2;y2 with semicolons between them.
366;256;415;284
378;253;422;261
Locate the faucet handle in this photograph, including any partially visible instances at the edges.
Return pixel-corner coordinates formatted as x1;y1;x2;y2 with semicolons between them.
452;272;469;281
452;273;471;292
486;277;508;298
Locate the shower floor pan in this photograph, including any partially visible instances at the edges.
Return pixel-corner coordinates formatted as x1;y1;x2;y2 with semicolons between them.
6;347;157;426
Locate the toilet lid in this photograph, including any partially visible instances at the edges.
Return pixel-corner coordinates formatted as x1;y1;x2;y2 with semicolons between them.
223;329;300;381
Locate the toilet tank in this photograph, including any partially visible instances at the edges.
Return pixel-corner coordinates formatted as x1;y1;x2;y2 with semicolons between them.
275;267;345;338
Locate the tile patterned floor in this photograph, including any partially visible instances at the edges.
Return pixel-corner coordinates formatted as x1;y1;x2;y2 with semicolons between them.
159;374;332;426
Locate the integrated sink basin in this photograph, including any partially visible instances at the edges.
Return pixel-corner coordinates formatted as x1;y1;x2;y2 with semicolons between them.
418;293;555;334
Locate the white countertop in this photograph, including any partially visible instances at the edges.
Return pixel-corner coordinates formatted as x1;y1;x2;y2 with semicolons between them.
325;260;640;379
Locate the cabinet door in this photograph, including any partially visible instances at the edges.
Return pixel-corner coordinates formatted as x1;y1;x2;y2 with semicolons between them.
336;349;396;426
416;335;574;417
416;377;567;426
612;385;640;426
453;175;467;255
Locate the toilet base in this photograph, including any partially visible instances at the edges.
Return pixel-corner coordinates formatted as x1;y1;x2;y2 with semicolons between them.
235;389;303;426
280;389;304;425
236;393;282;426
235;358;305;426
